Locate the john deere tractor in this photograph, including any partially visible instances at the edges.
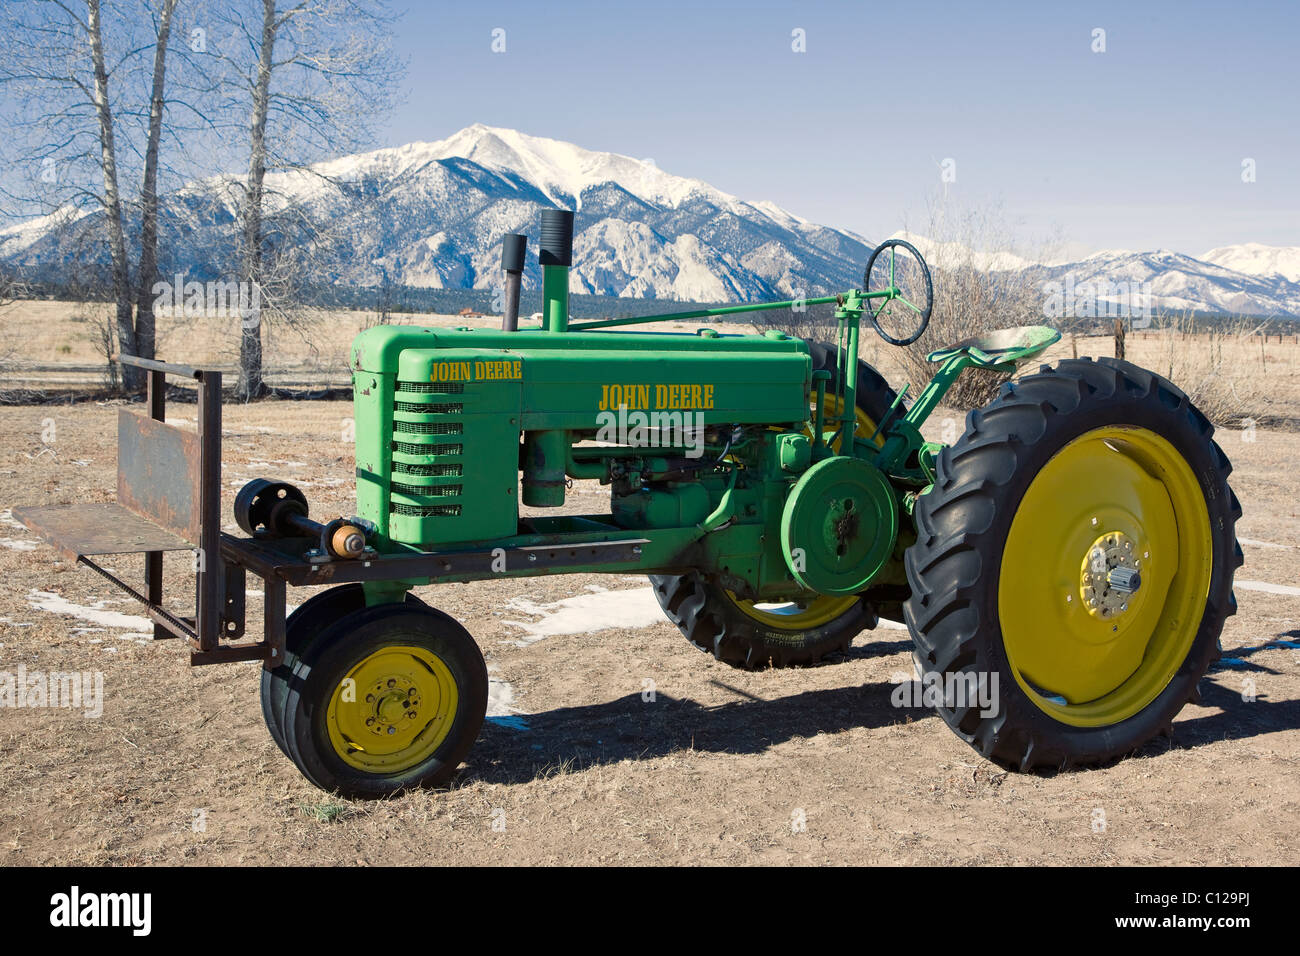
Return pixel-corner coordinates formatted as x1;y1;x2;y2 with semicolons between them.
15;209;1243;798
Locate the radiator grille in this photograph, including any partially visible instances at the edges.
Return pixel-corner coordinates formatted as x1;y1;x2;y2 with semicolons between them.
392;441;462;456
391;481;462;498
394;401;464;415
390;503;462;517
393;462;463;477
393;421;463;436
389;379;472;529
396;381;464;394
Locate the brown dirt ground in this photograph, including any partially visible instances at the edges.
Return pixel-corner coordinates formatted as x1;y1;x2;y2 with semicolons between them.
1;342;1298;866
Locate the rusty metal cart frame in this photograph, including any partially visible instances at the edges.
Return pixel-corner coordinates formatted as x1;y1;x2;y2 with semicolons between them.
13;355;250;665
14;354;648;670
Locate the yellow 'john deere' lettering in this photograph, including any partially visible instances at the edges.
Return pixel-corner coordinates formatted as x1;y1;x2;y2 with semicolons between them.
599;383;715;411
429;360;522;383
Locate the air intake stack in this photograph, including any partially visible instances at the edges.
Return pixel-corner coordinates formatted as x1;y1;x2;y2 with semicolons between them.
499;233;526;331
539;209;573;333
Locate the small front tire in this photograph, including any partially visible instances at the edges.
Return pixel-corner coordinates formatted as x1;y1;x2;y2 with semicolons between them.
280;602;488;798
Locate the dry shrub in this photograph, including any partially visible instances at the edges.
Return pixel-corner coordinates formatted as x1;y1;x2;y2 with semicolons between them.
82;305;121;392
1150;313;1270;427
890;202;1055;410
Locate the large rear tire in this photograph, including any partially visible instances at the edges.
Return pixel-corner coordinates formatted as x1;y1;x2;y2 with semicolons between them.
651;341;900;668
905;357;1242;770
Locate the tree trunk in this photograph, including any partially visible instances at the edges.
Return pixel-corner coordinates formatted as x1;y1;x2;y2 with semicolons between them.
133;0;179;370
1113;318;1126;361
87;0;140;391
237;0;277;401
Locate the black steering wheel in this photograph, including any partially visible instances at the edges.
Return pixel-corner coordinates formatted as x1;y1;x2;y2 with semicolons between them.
862;239;934;346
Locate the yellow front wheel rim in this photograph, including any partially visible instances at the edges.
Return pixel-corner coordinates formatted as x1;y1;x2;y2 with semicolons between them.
997;426;1213;727
729;394;881;628
326;646;459;772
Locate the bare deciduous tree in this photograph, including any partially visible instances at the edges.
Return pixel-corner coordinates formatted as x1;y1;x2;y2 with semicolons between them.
196;0;401;399
890;198;1060;409
86;0;139;386
133;0;181;369
0;0;188;392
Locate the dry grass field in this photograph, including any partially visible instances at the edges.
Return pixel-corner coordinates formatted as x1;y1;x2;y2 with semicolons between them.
1;302;1297;865
5;300;1298;425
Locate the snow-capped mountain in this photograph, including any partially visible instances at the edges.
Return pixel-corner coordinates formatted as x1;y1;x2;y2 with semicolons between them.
0;124;872;301
1;123;1298;317
1026;249;1300;317
1200;243;1300;283
886;230;1038;273
877;231;1300;318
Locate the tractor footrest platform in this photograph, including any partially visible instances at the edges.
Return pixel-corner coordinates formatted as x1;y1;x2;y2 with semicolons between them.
12;502;195;562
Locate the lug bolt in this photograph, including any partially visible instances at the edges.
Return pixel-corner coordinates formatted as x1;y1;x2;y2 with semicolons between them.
387;726;396;735
387;679;396;688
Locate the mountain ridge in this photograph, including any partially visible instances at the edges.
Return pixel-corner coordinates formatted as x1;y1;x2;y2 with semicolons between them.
1;124;1297;318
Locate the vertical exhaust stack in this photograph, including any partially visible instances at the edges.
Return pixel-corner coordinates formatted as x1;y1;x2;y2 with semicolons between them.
521;208;575;508
500;233;526;331
538;208;573;333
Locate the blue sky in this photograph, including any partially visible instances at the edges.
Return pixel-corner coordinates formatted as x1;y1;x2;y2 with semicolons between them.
385;0;1299;256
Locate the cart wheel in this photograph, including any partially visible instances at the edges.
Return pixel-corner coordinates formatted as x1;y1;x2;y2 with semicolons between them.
279;602;488;798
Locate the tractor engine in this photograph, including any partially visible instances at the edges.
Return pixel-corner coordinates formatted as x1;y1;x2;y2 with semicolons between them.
349;325;812;548
348;209;903;606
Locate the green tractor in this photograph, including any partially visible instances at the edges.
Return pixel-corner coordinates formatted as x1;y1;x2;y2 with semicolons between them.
15;209;1243;798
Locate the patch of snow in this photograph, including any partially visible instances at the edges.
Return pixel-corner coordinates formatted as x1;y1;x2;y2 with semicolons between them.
1234;579;1300;596
27;589;153;631
501;585;664;644
485;668;527;728
1238;537;1293;551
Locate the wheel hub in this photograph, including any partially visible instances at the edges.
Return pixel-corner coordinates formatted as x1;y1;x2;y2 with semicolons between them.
1079;530;1143;620
363;675;422;738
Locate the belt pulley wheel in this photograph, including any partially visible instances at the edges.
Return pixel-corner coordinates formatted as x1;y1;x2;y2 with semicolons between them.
780;457;898;596
234;478;308;536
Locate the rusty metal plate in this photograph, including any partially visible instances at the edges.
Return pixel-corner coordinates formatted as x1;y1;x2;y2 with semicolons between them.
116;409;202;543
11;502;195;561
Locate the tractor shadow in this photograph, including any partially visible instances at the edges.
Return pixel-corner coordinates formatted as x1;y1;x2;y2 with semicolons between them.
1157;677;1300;752
466;627;1300;785
468;677;932;787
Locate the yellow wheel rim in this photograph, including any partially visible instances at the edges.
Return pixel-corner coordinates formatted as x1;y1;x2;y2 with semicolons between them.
326;645;459;773
728;394;882;629
997;426;1212;727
